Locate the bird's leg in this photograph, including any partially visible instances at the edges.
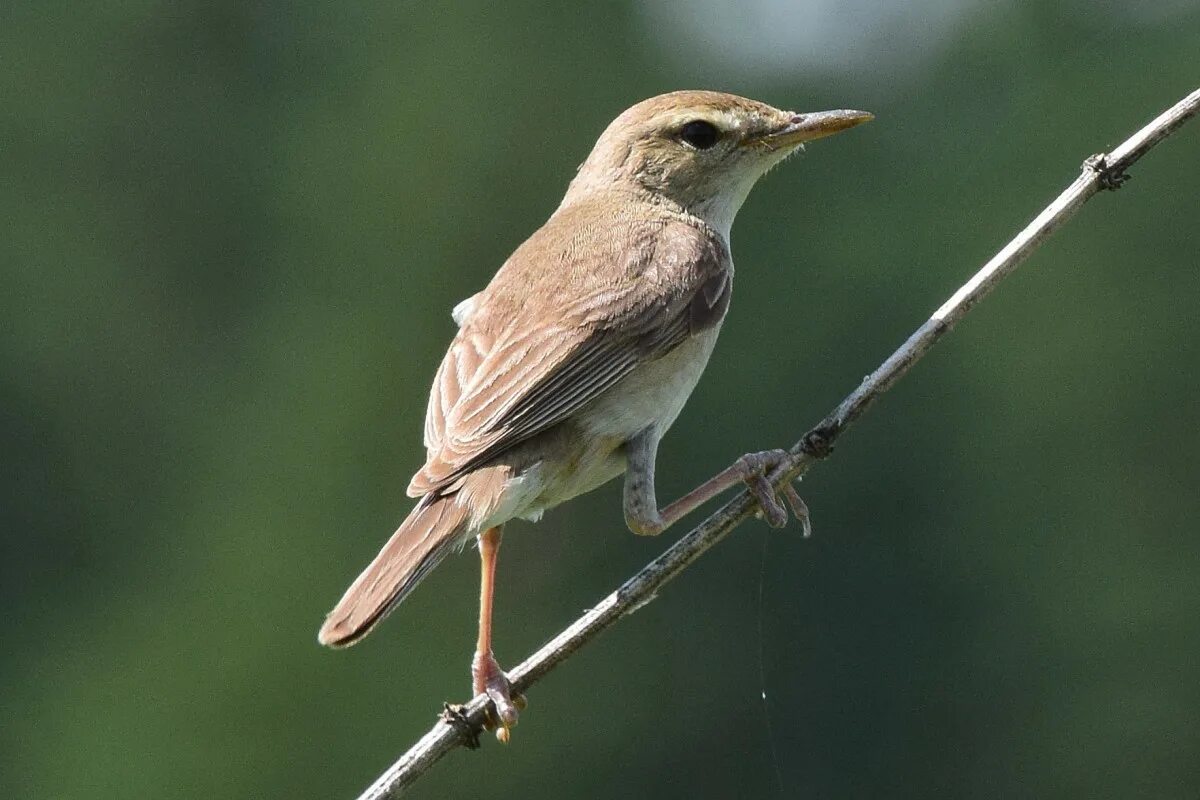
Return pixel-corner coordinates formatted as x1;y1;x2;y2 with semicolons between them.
623;429;811;536
471;525;523;742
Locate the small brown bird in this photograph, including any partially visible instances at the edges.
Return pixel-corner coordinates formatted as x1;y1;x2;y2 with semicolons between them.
319;90;871;739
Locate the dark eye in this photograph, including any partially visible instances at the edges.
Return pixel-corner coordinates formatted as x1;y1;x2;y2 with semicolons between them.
679;120;720;150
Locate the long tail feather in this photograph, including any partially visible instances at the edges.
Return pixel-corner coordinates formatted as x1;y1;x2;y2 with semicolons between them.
318;495;470;648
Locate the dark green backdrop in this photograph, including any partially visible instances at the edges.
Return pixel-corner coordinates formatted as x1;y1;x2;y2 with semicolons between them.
4;2;1199;797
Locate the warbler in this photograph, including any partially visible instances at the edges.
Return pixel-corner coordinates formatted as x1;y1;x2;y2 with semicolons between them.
319;90;871;740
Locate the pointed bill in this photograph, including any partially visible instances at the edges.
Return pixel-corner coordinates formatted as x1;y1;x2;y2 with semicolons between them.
757;109;874;149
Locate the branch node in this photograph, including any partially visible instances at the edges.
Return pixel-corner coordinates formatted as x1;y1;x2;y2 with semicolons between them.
440;703;481;750
1083;152;1131;191
801;426;837;459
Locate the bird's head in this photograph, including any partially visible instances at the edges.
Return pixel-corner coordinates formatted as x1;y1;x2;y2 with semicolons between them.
564;90;872;236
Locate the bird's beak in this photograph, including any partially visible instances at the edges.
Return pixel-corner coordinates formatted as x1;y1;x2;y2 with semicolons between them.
758;109;874;149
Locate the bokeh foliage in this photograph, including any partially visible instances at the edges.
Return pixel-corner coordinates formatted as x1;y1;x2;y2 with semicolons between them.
3;2;1199;797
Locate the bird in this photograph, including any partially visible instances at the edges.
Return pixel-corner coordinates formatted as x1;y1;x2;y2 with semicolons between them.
318;90;871;741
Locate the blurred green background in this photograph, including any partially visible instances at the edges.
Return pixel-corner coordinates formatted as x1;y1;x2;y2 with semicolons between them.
4;1;1199;797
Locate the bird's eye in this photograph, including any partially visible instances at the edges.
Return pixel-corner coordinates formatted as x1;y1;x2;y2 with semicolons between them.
678;120;720;150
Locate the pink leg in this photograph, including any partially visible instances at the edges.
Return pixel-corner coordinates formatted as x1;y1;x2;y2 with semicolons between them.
471;525;523;742
623;431;811;537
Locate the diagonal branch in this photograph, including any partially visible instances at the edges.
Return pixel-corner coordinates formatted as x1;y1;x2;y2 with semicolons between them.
354;85;1200;800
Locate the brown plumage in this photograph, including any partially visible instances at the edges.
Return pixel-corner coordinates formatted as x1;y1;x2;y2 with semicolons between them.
318;495;468;647
318;201;729;647
318;90;871;736
411;199;731;496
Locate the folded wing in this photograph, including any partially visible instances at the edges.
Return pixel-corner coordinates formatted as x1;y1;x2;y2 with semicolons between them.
411;210;731;497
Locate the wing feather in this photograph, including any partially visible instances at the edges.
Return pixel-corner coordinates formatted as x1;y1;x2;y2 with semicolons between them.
410;208;730;497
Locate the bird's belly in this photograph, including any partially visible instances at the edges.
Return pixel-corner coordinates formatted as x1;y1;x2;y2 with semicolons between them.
577;326;722;442
508;327;722;522
518;437;627;520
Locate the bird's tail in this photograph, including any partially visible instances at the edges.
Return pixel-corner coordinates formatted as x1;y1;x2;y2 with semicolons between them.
318;494;470;648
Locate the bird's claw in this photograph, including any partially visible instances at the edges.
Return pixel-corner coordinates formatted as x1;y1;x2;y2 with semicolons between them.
746;471;788;527
781;482;813;538
472;651;523;742
736;450;813;535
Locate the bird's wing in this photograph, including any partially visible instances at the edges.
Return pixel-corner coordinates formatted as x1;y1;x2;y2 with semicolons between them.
411;213;731;497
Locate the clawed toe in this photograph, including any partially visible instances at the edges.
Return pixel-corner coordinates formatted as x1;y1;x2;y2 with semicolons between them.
472;651;521;742
746;472;788;527
737;450;813;535
781;482;813;538
485;679;519;731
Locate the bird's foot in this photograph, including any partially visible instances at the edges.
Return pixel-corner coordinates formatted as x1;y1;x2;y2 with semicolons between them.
735;450;813;537
472;650;526;743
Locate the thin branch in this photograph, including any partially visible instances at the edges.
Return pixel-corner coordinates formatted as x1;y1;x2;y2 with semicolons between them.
354;86;1200;800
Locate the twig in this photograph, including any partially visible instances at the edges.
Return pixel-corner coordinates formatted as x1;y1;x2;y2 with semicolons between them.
353;86;1200;800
